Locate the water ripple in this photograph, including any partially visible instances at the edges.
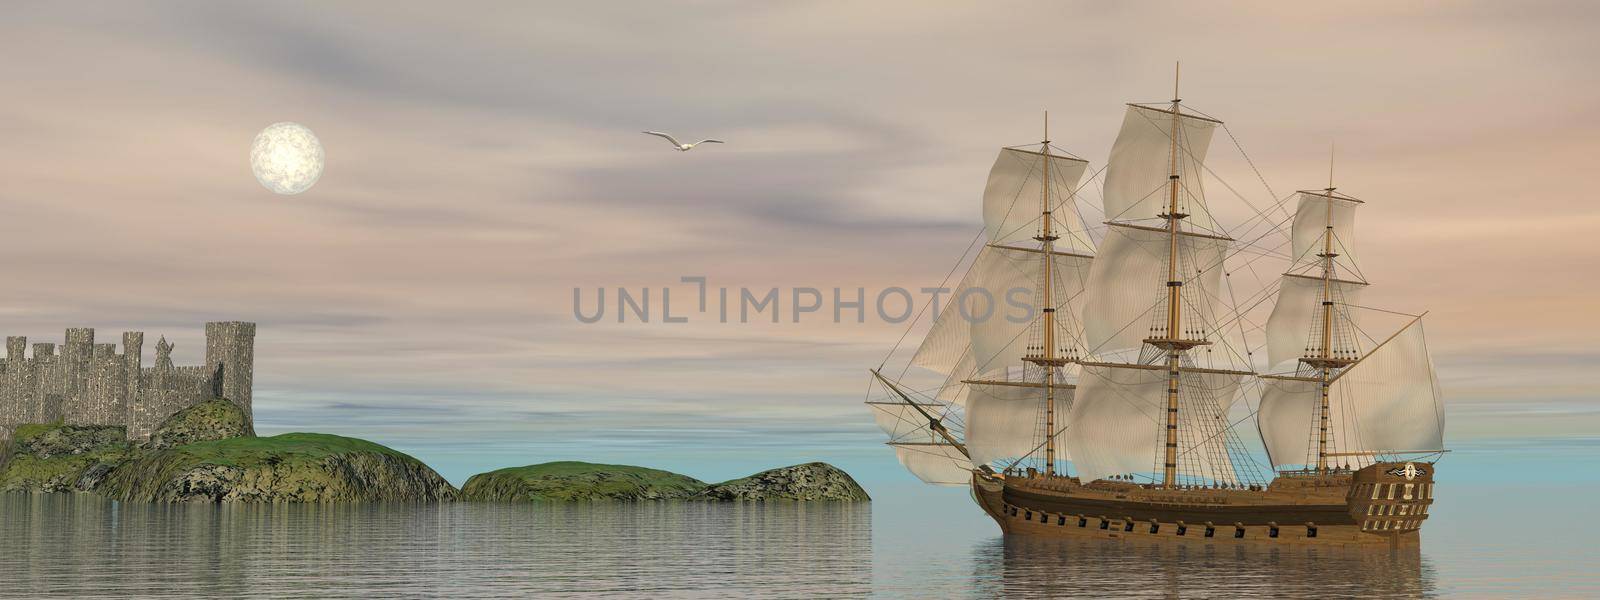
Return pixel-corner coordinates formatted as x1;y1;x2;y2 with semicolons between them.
0;494;871;599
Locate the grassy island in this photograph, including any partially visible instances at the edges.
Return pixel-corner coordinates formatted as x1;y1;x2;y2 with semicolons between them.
0;399;456;503
462;461;707;501
462;461;870;502
98;432;457;502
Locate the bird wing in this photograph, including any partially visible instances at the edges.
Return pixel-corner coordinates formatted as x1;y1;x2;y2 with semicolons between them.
643;131;683;146
694;139;725;145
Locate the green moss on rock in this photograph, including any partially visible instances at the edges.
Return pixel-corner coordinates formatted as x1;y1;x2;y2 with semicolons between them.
97;433;458;503
145;399;254;450
461;461;707;501
0;424;130;493
462;461;871;502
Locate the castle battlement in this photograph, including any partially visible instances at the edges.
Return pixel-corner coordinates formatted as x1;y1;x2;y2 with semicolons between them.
0;322;254;441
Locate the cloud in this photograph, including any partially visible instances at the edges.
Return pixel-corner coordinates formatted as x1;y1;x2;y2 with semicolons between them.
0;1;1594;482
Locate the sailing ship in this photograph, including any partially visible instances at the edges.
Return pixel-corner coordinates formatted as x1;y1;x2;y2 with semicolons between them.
867;73;1447;546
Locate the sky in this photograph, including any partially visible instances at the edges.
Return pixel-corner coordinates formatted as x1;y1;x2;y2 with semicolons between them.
0;1;1595;486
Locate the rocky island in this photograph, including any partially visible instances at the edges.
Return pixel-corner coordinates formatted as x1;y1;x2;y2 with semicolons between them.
2;399;864;504
694;462;870;501
0;398;457;502
100;431;457;503
461;461;870;502
0;326;869;505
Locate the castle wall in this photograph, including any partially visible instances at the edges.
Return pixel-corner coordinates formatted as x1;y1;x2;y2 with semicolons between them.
0;323;253;441
126;365;210;440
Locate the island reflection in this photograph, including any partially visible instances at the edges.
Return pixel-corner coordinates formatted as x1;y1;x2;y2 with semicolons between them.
0;493;872;597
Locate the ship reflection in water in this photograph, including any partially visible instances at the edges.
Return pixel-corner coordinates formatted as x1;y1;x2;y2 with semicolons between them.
975;535;1433;599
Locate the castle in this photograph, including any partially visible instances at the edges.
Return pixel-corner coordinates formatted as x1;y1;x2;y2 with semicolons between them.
0;322;254;442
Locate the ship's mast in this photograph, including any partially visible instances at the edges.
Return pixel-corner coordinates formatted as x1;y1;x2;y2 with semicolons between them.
1037;111;1059;477
1315;146;1337;473
1159;64;1187;489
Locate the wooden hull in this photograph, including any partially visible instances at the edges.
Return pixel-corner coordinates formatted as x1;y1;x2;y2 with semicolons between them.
973;462;1436;547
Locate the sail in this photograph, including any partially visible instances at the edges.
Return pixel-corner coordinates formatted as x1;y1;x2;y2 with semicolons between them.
1081;225;1228;356
1264;274;1367;370
1339;320;1446;454
891;442;974;487
1257;377;1320;467
909;249;985;375
867;400;943;439
1065;363;1244;484
1258;318;1445;468
964;381;1071;467
935;354;975;407
1290;191;1360;271
1102;105;1222;233
969;247;1092;375
982;148;1091;253
916;146;1096;376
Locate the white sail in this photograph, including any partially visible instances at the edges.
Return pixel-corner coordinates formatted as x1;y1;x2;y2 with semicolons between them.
982;148;1091;253
966;248;1034;376
917;146;1095;376
867;400;943;439
1102;105;1222;233
1330;319;1446;456
935;353;975;407
1081;225;1228;356
1264;274;1367;370
909;248;986;375
1257;377;1320;467
891;442;974;487
1290;191;1360;272
964;381;1071;468
909;243;1093;409
1258;318;1445;468
1065;364;1244;484
968;247;1092;375
910;313;969;375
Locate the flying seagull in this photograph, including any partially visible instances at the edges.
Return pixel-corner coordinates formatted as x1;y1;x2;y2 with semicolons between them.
643;131;724;151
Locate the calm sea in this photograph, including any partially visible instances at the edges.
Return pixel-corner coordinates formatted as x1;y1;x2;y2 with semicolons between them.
1;437;1594;599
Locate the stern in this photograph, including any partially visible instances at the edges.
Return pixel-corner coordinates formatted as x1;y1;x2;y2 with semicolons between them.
1347;461;1437;545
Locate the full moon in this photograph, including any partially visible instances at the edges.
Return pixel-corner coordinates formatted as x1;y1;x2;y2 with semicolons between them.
249;122;324;195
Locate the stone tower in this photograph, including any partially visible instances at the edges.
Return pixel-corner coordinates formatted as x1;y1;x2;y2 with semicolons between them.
3;337;33;423
122;331;143;428
31;343;59;423
122;331;143;395
205;321;256;420
62;327;93;420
